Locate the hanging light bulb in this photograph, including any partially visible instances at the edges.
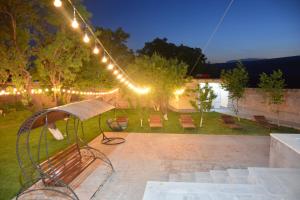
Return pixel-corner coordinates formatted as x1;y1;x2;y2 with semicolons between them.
117;74;123;79
120;77;126;83
107;63;114;70
113;70;119;75
71;9;79;29
93;46;99;54
83;32;90;43
53;0;62;7
102;55;108;63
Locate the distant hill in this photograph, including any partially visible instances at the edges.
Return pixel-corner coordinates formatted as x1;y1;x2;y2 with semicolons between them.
226;58;264;63
198;56;300;89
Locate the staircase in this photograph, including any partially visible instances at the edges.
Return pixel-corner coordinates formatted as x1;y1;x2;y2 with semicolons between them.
143;167;300;200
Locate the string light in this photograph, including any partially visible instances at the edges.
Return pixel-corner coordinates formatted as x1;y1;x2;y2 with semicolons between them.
120;78;125;83
54;0;150;95
93;46;99;54
83;32;90;43
113;70;119;75
107;63;114;70
102;55;108;63
174;88;185;96
0;87;119;96
53;0;62;7
117;74;123;79
71;8;79;29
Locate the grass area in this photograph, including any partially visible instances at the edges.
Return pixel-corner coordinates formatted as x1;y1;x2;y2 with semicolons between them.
0;109;298;199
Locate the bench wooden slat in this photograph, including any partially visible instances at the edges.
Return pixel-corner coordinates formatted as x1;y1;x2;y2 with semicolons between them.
40;143;94;186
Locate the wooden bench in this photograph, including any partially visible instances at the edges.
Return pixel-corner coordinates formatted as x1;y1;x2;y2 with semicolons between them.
39;144;94;186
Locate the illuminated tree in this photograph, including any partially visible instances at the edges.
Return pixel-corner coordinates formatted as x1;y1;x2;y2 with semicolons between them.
128;53;188;118
221;62;248;121
190;83;217;127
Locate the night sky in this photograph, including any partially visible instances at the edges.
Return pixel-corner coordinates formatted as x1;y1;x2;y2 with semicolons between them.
84;0;300;63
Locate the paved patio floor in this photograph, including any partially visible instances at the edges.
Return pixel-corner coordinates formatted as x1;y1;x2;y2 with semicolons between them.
84;133;270;200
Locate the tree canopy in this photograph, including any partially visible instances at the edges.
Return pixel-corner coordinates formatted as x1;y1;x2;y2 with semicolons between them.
138;38;206;75
221;62;249;120
127;53;188;113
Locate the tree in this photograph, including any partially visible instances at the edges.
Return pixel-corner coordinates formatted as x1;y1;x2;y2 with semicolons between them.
138;38;206;75
258;70;285;126
35;31;91;105
221;62;248;121
95;27;134;67
0;0;91;106
190;83;217;127
0;0;56;103
127;53;188;118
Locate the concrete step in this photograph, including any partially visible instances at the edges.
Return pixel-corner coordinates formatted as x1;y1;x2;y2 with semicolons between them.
194;172;213;183
143;181;278;200
168;172;195;182
227;168;250;184
248;167;300;197
210;170;230;183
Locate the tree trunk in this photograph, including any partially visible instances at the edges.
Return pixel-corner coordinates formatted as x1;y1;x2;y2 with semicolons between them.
276;105;280;127
200;111;203;127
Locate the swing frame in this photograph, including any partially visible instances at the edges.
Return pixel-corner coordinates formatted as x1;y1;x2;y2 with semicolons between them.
16;99;117;199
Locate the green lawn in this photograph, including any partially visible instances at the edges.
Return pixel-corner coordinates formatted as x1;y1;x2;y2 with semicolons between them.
0;109;298;199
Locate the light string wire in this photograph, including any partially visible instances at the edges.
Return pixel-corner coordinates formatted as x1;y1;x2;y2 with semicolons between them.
65;0;148;93
189;0;235;75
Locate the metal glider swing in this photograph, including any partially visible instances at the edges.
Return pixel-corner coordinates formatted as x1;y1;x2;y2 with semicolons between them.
16;99;124;199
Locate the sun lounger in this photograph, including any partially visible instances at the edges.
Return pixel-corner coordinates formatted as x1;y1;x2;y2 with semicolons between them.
179;114;196;129
149;115;163;128
221;114;242;129
254;115;277;130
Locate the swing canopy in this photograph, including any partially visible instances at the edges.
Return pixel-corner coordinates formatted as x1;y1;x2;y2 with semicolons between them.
16;99;115;200
30;99;115;129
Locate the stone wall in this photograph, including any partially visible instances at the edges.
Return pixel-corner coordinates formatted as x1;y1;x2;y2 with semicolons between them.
237;88;300;129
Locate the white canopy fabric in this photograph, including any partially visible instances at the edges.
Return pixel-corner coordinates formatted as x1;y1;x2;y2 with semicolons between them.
49;99;115;121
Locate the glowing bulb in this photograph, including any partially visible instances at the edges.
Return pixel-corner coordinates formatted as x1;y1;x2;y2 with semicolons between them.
102;56;108;63
120;78;125;83
83;33;90;43
174;88;185;96
107;63;114;70
113;70;119;75
53;0;62;7
93;46;99;54
117;74;123;79
71;18;79;29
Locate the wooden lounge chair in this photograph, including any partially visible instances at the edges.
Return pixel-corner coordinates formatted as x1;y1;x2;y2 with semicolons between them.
179;114;196;129
254;115;277;130
149;115;163;128
221;114;242;129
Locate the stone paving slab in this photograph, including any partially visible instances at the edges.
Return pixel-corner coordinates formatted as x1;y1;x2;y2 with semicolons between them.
91;133;270;200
